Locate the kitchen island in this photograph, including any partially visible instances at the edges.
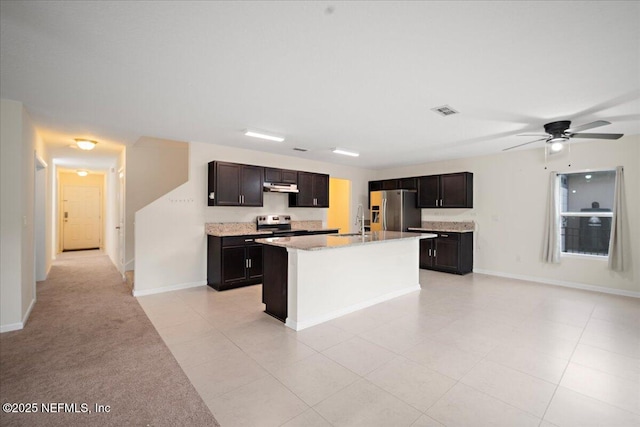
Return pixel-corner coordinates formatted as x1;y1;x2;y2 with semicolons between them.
256;231;435;331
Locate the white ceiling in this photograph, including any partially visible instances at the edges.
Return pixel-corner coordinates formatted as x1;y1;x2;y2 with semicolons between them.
1;1;639;170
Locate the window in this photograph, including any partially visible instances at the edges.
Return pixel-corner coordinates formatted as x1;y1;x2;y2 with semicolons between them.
559;170;615;256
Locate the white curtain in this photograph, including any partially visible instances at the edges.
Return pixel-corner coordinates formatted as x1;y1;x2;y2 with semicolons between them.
608;166;625;271
542;172;560;263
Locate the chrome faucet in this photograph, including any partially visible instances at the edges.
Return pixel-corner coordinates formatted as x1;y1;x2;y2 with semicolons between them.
355;204;366;236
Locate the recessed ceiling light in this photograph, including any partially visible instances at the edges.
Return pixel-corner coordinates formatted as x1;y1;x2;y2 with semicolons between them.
585;174;592;179
77;169;89;177
332;148;359;157
75;139;98;150
244;130;285;142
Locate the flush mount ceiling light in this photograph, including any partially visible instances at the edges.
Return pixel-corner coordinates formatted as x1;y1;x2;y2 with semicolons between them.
332;148;359;157
75;139;98;150
77;169;89;177
244;130;285;142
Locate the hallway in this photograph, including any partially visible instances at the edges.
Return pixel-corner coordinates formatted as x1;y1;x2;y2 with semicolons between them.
0;251;217;426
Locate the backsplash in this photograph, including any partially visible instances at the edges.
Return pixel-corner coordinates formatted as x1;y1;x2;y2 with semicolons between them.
420;221;475;232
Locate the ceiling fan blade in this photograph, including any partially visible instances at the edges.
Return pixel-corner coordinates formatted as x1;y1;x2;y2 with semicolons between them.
570;132;624;140
566;120;611;133
502;138;548;151
516;133;549;137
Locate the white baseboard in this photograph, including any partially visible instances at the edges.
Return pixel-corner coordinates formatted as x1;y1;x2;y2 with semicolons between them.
0;322;23;333
473;268;640;298
0;297;37;333
285;284;421;331
133;280;206;297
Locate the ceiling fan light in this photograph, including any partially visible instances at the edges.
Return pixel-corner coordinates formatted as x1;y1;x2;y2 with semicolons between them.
75;139;98;150
550;141;564;152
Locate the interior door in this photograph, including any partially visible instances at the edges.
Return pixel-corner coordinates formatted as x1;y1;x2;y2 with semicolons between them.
63;185;101;251
118;169;125;273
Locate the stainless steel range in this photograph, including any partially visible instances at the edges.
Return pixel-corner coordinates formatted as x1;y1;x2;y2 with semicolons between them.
256;215;297;237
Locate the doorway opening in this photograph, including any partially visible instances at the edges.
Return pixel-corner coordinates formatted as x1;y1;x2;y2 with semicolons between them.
328;177;351;233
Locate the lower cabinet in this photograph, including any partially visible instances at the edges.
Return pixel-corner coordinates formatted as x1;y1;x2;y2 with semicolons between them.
419;232;473;274
262;245;289;322
207;230;338;292
207;235;263;291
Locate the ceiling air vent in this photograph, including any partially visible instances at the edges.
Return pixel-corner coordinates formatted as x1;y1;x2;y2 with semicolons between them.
293;147;308;152
431;105;459;116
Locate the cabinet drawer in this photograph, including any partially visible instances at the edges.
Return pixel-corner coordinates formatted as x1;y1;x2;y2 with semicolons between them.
222;235;263;247
434;232;460;241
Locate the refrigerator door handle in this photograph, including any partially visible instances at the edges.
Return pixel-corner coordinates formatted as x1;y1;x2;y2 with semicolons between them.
382;198;387;231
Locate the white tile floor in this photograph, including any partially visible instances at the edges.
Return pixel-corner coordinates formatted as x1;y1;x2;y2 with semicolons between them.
137;270;640;427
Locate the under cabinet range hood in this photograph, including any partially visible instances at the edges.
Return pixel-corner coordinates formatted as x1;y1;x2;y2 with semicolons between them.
263;182;299;193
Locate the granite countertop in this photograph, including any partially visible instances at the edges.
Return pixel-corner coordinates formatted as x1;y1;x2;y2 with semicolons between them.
256;231;436;251
408;221;475;233
205;221;339;237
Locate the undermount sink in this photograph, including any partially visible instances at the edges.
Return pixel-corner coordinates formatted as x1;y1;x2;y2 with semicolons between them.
334;233;370;237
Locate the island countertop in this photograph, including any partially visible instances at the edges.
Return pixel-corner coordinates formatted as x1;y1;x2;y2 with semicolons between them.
256;230;436;251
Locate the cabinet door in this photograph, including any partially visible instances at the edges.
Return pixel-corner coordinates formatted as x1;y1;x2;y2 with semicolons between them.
369;181;383;192
281;169;297;184
215;162;242;206
264;167;282;183
399;177;418;190
222;246;248;284
381;179;399;190
419;238;434;269
246;245;263;279
313;173;329;207
434;237;459;271
241;165;264;206
441;173;469;208
295;172;315;206
418;175;440;208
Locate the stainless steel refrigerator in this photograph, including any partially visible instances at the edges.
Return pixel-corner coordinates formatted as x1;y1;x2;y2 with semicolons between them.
369;190;421;232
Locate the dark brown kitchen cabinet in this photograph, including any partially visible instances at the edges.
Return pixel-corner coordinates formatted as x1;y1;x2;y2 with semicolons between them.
417;172;473;208
264;167;297;184
207;235;263;290
289;172;329;207
419;232;473;274
208;161;264;207
262;245;288;322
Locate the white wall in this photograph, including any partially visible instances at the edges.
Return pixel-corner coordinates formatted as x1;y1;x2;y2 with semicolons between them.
376;137;640;295
134;141;375;295
0;99;44;332
124;137;189;271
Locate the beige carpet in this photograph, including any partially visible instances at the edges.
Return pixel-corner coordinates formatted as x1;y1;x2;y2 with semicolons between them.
0;251;219;427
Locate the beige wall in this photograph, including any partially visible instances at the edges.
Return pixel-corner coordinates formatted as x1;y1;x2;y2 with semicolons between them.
1;99;46;331
375;136;640;295
124;137;189;271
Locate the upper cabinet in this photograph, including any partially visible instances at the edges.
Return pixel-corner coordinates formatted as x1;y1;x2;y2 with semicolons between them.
417;172;473;208
264;167;297;184
289;172;329;207
369;177;417;192
208;161;264;206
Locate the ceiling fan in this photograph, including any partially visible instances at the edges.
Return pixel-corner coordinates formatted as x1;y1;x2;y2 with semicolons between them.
503;120;624;152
